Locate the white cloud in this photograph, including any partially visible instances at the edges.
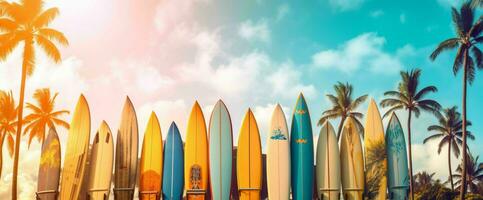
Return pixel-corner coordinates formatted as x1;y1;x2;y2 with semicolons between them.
276;3;290;21
370;10;384;18
238;19;271;43
267;62;317;99
328;0;366;11
412;140;460;182
108;59;174;94
311;32;404;74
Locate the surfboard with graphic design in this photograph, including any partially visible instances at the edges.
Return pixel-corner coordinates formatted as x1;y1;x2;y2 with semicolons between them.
290;93;314;200
316;122;341;200
208;100;233;200
162;122;184;200
139;112;163;200
364;99;387;200
237;109;262;200
266;104;290;200
59;95;91;200
87;121;114;200
185;102;209;200
114;97;139;200
340;117;364;200
386;113;409;200
37;128;61;200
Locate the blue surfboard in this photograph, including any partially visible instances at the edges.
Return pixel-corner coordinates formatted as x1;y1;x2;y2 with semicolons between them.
386;113;409;200
208;100;233;200
162;122;184;200
290;93;314;200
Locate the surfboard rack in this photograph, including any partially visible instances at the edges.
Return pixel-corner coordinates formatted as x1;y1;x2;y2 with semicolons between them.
113;187;135;198
35;190;58;200
186;189;206;195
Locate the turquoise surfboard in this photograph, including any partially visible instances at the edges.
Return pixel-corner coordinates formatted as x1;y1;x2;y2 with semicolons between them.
209;100;233;200
290;93;314;200
162;122;184;200
385;113;409;200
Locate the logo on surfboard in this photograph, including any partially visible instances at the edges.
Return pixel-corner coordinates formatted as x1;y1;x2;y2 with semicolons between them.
270;128;287;140
295;139;307;144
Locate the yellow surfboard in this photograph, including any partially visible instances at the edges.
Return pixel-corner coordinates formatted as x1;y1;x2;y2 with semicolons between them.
236;109;262;200
340;117;364;200
184;101;209;200
364;99;387;200
59;95;91;200
139;112;163;200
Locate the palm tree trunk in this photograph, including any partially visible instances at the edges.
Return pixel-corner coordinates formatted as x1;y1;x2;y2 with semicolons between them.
459;51;469;200
407;109;415;200
449;142;454;191
336;116;346;141
11;40;31;200
0;130;5;178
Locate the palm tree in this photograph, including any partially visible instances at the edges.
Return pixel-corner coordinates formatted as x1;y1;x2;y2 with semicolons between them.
429;1;482;198
0;0;68;198
423;106;475;191
380;68;441;200
0;90;17;178
413;171;436;194
23;88;69;146
452;152;483;194
317;82;367;140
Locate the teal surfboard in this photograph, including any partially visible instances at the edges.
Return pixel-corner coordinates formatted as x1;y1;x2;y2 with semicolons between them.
209;100;233;200
386;113;409;200
290;93;314;200
162;122;184;200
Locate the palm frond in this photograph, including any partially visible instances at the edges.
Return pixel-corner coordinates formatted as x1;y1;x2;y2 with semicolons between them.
423;133;445;144
414;86;438;100
38;28;68;46
0;18;17;32
382;105;404;119
350;95;367;110
472;46;483;68
430;38;460;60
380;98;405;108
32;7;58;28
34;34;61;62
427;125;447;133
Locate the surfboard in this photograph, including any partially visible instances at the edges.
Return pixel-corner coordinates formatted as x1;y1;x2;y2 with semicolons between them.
114;97;139;200
290;93;314;200
266;104;290;200
340;117;364;200
87;121;114;200
37;128;61;200
386;113;409;200
185;101;209;200
316;122;341;200
162;122;184;200
139;112;163;200
237;109;262;200
364;99;387;200
59;95;91;200
208;100;233;200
